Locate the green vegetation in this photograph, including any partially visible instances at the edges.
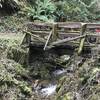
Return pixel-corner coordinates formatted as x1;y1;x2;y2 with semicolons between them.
22;0;100;22
0;59;32;99
0;33;32;99
0;0;99;22
24;0;56;22
57;0;100;22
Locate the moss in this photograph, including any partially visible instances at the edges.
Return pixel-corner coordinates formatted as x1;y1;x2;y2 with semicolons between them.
62;92;73;100
56;76;67;93
0;59;28;84
0;34;23;47
56;92;73;100
7;46;29;65
18;81;32;95
0;33;29;65
0;59;32;99
0;33;30;99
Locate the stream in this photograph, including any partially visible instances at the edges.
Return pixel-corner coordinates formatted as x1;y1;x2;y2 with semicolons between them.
40;68;67;96
32;68;68;97
29;46;92;99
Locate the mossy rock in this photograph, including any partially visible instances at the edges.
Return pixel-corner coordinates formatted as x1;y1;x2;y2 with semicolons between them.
55;55;70;67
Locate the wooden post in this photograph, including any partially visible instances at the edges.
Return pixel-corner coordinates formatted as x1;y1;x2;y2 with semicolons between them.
78;23;87;54
52;23;58;41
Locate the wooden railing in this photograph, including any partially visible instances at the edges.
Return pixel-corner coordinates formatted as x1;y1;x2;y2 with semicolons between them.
22;22;100;54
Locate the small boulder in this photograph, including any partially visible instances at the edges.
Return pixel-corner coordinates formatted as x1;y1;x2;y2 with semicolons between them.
59;55;70;64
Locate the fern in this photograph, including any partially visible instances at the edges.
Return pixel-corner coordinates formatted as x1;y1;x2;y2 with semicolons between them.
24;0;56;22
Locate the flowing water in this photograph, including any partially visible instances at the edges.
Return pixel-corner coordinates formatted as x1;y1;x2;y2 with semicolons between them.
33;68;68;97
53;68;67;76
41;84;57;96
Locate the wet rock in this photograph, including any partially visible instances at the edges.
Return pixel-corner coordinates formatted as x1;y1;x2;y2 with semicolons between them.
55;55;70;67
60;55;70;63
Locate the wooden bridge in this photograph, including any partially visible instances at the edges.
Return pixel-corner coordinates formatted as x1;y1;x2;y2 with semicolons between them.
22;22;100;54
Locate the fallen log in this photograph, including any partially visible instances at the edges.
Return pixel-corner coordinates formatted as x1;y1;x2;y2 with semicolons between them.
46;35;86;49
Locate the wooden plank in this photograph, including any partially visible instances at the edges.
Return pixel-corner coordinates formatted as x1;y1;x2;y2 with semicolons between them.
30;30;80;35
27;22;100;32
58;23;100;29
31;30;50;34
86;23;100;29
58;22;81;29
27;22;52;31
58;22;100;29
30;40;96;48
30;31;100;39
27;22;53;26
47;35;86;49
31;34;46;43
